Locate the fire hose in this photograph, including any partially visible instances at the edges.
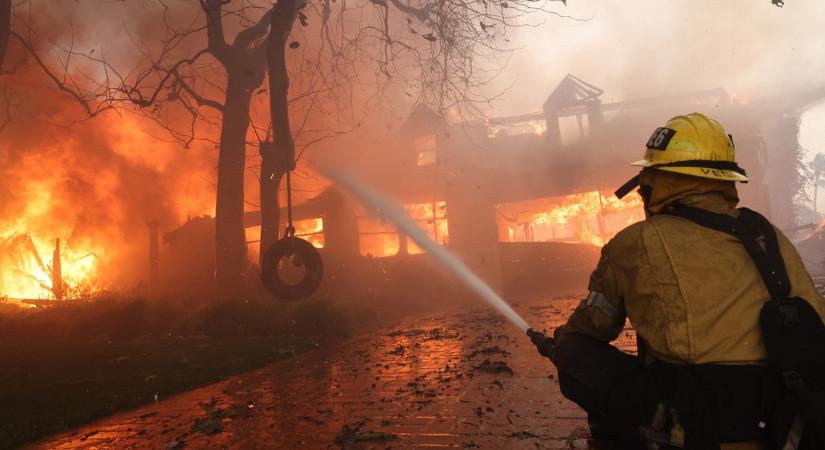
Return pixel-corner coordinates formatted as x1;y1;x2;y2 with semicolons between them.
324;169;547;344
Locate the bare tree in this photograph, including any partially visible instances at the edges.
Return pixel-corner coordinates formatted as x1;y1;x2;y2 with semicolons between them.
99;0;569;297
107;2;278;297
256;0;572;266
260;0;301;264
0;1;127;137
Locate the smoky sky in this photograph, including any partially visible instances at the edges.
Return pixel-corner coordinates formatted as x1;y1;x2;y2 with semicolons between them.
492;0;825;115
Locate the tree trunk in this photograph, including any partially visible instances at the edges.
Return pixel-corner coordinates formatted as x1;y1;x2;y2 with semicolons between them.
215;74;254;298
259;144;284;263
259;0;299;266
0;0;10;67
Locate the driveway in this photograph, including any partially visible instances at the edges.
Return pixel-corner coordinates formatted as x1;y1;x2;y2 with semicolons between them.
32;296;637;449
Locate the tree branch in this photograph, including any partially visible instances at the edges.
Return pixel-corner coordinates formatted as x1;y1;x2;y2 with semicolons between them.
201;0;230;61
10;31;113;117
234;7;274;49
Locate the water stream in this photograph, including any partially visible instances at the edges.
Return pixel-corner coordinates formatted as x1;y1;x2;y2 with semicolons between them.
326;170;532;333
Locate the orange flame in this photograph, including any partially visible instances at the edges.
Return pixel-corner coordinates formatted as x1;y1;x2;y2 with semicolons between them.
358;201;448;257
295;218;325;248
0;103;215;300
498;190;644;246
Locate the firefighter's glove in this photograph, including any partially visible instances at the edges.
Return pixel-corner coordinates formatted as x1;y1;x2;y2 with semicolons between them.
527;328;557;360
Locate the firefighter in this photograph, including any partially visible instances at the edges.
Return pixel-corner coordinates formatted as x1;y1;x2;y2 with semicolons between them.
528;113;825;449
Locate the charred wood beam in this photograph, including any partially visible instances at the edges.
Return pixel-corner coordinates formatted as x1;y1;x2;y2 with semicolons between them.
488;88;730;126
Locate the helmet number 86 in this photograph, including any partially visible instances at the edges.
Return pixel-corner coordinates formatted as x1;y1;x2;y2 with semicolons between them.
646;127;675;150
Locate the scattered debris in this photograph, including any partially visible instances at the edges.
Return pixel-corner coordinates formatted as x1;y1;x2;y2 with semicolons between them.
335;424;398;448
468;345;511;358
298;415;325;425
472;359;514;375
190;398;253;435
388;345;405;356
426;327;459;340
190;415;223;436
79;430;99;441
388;328;426;337
387;327;459;340
511;430;540;439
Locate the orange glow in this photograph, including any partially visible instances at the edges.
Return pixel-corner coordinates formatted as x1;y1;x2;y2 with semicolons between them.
247;218;325;262
406;201;448;254
358;202;448;257
358;217;400;257
294;218;325;249
530;120;546;136
803;218;825;241
496;191;644;246
0;233;100;300
0;104;215;300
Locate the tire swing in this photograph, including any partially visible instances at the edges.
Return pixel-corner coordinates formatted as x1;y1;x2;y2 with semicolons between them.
260;168;323;301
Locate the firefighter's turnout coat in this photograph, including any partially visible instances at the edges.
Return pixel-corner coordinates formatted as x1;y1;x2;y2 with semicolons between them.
558;170;825;367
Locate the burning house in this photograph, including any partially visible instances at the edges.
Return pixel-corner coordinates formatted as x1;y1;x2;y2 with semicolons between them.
3;74;813;303
216;75;805;300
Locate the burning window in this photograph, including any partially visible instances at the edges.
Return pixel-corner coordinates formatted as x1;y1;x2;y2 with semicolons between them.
246;218;324;263
495;191;643;246
357;201;448;257
414;134;437;166
358;216;400;257
294;218;325;248
406;201;448;254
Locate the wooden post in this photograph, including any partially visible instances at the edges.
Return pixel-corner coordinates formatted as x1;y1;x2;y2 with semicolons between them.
52;239;63;300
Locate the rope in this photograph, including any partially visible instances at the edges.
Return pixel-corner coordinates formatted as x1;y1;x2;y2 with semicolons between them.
285;167;295;238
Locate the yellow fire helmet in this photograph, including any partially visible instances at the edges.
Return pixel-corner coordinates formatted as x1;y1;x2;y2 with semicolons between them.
615;112;749;199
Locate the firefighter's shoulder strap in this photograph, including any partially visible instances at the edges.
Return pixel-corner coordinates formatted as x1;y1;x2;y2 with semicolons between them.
665;205;825;449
